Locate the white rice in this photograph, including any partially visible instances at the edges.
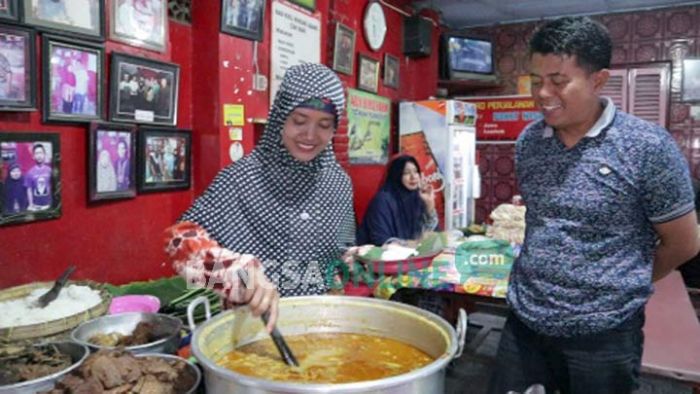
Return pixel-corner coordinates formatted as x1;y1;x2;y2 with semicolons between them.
0;285;102;328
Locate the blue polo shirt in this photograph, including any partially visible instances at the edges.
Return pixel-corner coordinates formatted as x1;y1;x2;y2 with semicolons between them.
509;98;695;337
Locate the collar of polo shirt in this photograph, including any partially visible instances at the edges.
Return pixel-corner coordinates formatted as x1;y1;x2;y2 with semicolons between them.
542;97;616;139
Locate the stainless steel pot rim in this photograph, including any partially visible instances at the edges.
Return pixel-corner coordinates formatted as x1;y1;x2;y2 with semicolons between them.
71;312;182;351
191;296;458;393
0;341;90;391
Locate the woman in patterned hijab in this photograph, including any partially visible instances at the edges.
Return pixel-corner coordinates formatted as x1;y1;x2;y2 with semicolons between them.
164;63;356;331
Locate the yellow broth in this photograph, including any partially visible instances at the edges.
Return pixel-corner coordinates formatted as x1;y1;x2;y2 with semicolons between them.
218;333;435;383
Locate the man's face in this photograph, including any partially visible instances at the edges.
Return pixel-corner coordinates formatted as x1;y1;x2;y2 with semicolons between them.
281;107;335;162
529;53;608;133
33;147;45;164
117;142;127;158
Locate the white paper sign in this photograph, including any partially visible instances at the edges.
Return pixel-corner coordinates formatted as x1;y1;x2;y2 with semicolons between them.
270;0;321;103
134;110;155;122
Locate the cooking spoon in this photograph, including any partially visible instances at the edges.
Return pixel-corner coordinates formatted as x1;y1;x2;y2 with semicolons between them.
237;269;299;367
33;265;76;308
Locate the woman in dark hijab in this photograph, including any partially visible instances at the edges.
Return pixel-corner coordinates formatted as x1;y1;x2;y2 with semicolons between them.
3;163;28;214
164;64;355;331
357;155;438;246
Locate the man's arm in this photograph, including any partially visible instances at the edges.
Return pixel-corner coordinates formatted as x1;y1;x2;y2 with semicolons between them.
652;210;700;282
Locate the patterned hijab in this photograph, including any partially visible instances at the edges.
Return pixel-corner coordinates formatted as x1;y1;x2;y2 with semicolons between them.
181;63;355;297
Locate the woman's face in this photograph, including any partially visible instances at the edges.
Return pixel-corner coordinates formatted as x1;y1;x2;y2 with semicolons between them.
9;167;21;180
282;107;335;162
401;162;421;191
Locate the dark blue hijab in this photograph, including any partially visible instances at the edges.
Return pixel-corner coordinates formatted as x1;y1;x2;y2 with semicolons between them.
357;155;426;245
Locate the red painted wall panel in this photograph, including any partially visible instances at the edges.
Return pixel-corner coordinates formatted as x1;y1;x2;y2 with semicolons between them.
0;20;194;288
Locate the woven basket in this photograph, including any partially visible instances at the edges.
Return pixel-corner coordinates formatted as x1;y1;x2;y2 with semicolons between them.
0;280;111;342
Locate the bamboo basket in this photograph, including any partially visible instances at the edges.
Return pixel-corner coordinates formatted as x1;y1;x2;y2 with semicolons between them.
0;280;111;342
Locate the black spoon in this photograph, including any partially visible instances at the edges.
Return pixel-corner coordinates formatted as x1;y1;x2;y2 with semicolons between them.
237;269;299;367
34;265;76;308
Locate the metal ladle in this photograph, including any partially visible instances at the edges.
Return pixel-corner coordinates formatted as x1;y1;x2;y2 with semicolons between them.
237;269;299;367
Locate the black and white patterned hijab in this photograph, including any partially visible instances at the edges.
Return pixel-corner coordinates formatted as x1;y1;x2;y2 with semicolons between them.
181;63;355;297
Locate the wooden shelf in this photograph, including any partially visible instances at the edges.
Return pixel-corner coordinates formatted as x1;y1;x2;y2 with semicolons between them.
437;78;502;95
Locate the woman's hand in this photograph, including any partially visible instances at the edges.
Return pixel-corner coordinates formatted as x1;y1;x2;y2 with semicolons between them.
419;178;436;213
242;263;280;333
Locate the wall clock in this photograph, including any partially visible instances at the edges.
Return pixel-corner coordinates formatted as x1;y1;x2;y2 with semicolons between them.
363;1;387;51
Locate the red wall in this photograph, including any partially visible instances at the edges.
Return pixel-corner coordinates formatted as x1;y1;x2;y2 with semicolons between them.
1;0;441;288
0;10;195;288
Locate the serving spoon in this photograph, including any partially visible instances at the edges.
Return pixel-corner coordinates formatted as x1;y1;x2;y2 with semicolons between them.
33;265;76;308
237;269;299;367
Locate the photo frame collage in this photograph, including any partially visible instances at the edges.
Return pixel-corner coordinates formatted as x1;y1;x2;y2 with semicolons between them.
331;22;400;93
0;0;190;227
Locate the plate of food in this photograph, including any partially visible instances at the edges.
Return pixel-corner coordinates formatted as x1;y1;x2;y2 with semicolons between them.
355;233;447;275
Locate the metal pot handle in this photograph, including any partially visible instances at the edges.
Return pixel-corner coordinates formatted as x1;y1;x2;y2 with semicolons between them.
454;308;468;359
187;295;212;331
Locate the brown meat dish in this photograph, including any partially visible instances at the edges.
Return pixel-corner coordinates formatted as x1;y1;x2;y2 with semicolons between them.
0;343;72;385
43;350;196;394
88;322;160;347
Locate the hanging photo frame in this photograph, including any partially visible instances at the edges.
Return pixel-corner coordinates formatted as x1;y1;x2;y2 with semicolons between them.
22;0;105;40
332;22;355;75
220;0;266;41
0;24;36;111
88;122;137;202
42;35;105;123
110;0;168;52
0;132;61;226
137;127;191;192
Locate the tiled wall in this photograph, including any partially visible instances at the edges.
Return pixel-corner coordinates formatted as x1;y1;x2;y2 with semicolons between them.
468;4;700;223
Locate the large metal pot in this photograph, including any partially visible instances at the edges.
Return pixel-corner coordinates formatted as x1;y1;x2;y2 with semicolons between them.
0;341;89;394
188;296;466;394
71;312;182;355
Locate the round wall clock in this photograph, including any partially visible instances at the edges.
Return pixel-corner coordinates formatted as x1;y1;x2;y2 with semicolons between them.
363;2;387;51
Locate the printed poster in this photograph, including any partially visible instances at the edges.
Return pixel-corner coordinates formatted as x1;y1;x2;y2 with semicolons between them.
346;88;391;164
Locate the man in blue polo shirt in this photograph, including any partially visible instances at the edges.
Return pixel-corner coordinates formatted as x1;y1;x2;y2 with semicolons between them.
489;16;700;394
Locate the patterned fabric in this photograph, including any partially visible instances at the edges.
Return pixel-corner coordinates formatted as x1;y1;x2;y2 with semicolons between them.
178;63;355;297
164;221;257;303
509;98;695;337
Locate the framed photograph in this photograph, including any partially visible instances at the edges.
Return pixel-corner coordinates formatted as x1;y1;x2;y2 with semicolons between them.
88;122;136;202
332;22;355;75
42;35;104;123
22;0;104;40
0;0;19;21
220;0;265;41
0;132;61;226
287;0;315;12
357;54;379;94
137;128;190;192
110;0;168;52
109;52;179;126
383;53;399;89
0;24;36;111
682;58;700;102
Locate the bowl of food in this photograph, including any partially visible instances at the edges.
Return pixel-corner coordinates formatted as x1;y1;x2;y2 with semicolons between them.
71;312;182;355
48;350;201;394
0;341;89;394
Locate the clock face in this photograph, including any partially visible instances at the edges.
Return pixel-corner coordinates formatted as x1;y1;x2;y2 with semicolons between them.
363;2;387;52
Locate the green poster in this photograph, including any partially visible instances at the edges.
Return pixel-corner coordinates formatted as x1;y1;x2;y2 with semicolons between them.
346;88;391;165
288;0;316;11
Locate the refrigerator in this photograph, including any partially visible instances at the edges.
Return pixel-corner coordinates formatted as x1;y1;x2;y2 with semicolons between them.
399;100;479;231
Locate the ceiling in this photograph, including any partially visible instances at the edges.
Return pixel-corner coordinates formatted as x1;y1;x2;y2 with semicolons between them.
410;0;700;29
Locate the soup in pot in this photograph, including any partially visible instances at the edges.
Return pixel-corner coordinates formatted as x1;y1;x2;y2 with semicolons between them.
218;333;435;383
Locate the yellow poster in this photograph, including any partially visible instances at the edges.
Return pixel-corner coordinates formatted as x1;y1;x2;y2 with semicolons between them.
223;104;245;126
